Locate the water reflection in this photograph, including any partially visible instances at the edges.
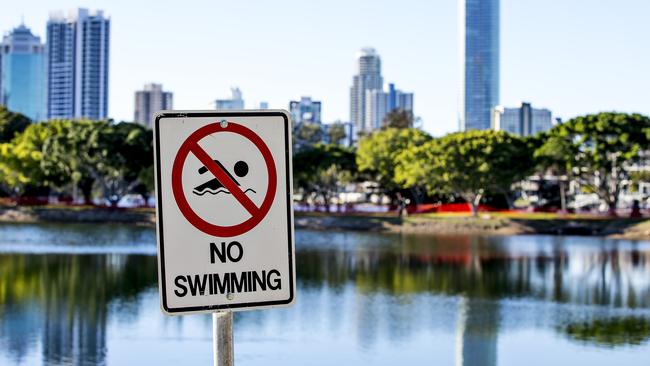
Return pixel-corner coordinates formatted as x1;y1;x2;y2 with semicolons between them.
0;255;156;364
298;233;650;308
456;298;498;366
562;316;650;347
0;225;650;365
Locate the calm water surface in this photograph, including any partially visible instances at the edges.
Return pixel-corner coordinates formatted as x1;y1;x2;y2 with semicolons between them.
1;223;650;365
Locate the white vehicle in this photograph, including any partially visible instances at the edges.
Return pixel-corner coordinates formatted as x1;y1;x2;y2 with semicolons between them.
116;194;146;208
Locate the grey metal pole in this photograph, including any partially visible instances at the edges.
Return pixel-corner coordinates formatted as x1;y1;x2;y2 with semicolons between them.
213;311;234;366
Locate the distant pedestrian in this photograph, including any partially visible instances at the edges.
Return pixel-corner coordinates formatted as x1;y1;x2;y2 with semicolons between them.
397;194;408;218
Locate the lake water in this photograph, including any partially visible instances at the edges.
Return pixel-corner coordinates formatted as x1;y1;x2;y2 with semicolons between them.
1;223;650;365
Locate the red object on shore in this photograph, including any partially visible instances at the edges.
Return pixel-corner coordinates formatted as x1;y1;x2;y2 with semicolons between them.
406;203;506;214
14;196;49;206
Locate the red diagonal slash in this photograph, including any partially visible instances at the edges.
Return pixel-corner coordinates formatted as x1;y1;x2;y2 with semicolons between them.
189;143;260;217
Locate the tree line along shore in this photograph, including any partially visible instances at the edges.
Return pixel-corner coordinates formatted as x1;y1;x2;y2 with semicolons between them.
1;106;650;222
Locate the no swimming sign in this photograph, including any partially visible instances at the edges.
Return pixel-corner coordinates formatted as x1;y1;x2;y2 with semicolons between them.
154;110;295;314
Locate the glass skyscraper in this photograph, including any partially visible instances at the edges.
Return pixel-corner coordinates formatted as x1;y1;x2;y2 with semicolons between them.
459;0;499;131
47;8;110;120
0;24;46;121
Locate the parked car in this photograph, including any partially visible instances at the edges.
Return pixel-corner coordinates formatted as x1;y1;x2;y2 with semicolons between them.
116;194;146;208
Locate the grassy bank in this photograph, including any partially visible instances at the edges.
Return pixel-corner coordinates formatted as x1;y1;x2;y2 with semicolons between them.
2;205;650;240
0;205;155;225
295;211;650;239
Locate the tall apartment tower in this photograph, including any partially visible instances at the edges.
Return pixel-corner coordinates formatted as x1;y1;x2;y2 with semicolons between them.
0;23;47;121
350;48;383;136
46;8;110;120
459;0;499;131
134;83;173;127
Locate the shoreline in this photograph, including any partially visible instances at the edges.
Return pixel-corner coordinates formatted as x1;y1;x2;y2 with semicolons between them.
295;212;650;240
2;206;650;240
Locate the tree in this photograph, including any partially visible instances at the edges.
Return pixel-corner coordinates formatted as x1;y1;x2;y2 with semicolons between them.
293;122;323;150
92;122;153;205
293;144;356;211
533;133;574;211
0;106;31;143
382;108;414;129
135;166;155;202
396;130;533;216
327;123;347;145
0;120;153;204
535;112;650;214
39;120;107;202
356;128;431;191
0;120;71;196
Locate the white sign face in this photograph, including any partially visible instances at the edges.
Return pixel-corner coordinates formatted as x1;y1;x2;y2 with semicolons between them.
154;110;295;314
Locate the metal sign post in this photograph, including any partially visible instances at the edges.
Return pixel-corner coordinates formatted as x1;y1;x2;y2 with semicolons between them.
213;312;234;366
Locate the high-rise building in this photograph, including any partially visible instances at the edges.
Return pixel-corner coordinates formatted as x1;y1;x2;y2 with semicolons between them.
492;102;554;136
289;96;322;124
214;87;244;110
0;23;47;121
459;0;499;131
365;89;386;131
365;83;414;130
350;48;383;135
46;8;110;120
134;83;173;127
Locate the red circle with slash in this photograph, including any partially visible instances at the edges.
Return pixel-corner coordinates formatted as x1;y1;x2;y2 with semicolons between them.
171;121;277;237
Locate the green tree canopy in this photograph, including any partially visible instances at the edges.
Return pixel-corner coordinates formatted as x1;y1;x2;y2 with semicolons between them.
382;108;414;129
293;122;323;150
0;106;31;143
396;130;533;215
0;120;72;195
0;120;152;203
535;112;650;212
93;122;153;204
293;143;356;210
327;123;347;145
356;128;431;191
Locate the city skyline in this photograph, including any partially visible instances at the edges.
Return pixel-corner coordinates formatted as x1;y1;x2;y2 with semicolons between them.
0;0;649;136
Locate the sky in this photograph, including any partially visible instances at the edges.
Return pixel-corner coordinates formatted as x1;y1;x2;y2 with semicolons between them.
1;0;649;136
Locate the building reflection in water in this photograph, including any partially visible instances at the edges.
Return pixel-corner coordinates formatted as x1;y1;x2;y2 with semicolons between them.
1;231;650;364
455;297;498;366
0;254;157;365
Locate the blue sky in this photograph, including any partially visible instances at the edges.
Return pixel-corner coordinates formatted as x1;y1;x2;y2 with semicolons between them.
1;0;648;136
